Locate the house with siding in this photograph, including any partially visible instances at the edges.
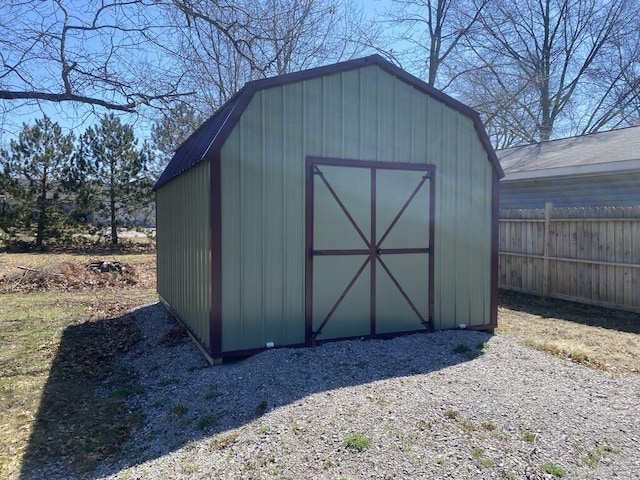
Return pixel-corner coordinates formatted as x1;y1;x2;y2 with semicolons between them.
498;125;640;209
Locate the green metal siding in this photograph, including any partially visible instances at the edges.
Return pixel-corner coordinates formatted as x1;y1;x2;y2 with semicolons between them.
156;160;211;348
219;64;494;351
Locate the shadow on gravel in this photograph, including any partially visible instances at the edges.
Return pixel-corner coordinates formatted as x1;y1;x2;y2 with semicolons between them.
499;289;640;334
21;303;493;479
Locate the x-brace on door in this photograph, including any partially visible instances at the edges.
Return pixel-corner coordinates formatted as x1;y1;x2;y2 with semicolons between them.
305;157;435;343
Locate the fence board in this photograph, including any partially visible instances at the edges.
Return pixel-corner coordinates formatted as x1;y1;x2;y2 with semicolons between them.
499;204;640;313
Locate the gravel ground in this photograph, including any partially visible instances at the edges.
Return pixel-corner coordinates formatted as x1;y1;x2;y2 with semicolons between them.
48;303;640;479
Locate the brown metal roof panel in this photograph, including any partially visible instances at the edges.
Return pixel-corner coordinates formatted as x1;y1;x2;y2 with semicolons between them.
153;92;244;190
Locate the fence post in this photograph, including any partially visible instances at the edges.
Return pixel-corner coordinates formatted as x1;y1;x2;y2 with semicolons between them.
542;202;553;296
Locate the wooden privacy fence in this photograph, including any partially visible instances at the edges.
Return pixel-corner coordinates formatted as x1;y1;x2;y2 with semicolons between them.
499;203;640;312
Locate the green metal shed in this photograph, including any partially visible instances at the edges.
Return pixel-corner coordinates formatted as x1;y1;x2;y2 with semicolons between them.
154;55;504;361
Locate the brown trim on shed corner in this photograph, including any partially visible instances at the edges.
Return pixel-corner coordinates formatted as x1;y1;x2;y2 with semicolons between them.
490;171;500;327
209;152;223;355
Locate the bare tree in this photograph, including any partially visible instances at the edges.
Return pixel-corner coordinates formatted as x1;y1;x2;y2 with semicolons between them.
0;0;190;115
459;0;640;145
378;0;490;88
259;0;372;75
166;0;375;113
579;27;640;133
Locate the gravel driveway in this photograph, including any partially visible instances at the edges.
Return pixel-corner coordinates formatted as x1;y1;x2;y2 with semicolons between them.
71;304;640;479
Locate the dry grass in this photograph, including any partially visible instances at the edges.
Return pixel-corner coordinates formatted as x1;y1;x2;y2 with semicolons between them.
497;290;640;374
0;252;156;292
0;251;157;478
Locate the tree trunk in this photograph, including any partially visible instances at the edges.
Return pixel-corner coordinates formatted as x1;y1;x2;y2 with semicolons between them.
110;177;118;245
35;170;47;250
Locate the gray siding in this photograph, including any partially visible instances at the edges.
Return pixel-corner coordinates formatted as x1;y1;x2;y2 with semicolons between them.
156;160;211;348
220;65;495;351
500;173;640;209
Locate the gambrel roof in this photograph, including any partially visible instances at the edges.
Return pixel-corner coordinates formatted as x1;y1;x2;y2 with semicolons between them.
155;55;503;190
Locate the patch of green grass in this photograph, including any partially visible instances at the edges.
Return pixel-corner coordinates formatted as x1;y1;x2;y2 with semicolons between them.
471;447;484;458
181;464;199;474
416;419;431;431
523;430;537;442
444;409;459;419
452;343;482;360
203;385;219;400
197;413;218;430
344;433;372;451
583;444;617;467
258;425;271;434
209;432;239;450
255;399;269;417
540;462;565;477
168;403;188;420
525;341;597;369
480;458;494;467
354;360;368;369
453;343;475;358
459;418;478;432
568;350;589;363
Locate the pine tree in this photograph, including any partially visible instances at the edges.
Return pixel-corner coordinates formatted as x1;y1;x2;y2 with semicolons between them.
77;113;153;245
0;116;74;249
150;103;203;178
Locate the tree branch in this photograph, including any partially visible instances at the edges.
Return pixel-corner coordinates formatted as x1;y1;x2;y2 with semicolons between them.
0;89;193;112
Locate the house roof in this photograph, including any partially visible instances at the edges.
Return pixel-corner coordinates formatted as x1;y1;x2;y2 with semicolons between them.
498;125;640;182
154;54;503;190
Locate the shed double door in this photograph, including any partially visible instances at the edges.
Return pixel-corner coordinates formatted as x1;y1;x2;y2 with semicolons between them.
305;158;435;343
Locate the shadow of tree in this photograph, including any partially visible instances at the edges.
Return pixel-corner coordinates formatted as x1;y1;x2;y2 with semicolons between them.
21;303;492;479
498;289;640;334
